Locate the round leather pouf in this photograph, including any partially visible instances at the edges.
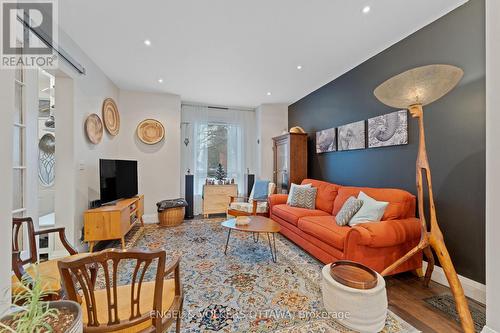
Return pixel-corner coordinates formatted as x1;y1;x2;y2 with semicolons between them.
321;264;388;333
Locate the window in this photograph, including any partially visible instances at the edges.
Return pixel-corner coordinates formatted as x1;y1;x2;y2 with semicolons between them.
13;65;26;218
196;122;240;183
202;124;229;178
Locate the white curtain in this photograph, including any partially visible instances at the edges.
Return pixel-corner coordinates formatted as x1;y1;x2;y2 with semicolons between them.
181;104;256;215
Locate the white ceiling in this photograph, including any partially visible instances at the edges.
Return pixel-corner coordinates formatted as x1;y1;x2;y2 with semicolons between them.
59;0;467;108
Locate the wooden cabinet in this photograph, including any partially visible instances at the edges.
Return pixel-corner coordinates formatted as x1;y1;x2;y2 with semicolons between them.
202;184;238;217
273;133;308;194
84;195;144;252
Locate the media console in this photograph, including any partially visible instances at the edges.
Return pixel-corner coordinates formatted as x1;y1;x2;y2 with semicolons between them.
83;195;144;252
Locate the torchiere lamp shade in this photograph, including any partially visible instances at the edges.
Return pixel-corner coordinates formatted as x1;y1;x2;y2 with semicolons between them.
374;64;463;108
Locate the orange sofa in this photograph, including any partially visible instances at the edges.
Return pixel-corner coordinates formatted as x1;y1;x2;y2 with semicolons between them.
269;179;422;275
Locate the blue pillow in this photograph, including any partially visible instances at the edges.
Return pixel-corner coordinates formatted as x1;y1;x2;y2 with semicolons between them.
253;180;270;200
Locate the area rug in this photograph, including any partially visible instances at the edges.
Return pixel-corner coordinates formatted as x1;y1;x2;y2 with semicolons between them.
424;294;485;332
110;218;418;333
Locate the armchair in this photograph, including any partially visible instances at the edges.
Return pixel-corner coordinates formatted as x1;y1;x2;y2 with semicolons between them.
58;249;183;333
227;182;276;217
11;217;87;300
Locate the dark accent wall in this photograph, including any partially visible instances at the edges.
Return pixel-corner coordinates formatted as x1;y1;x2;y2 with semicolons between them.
289;0;485;283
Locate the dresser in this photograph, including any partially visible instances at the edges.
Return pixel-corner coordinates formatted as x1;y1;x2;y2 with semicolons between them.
202;184;238;217
272;132;308;194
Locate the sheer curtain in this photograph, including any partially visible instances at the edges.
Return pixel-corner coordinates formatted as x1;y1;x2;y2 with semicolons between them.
181;104;256;215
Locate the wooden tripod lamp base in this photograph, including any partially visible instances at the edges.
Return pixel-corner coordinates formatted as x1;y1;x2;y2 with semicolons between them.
374;65;475;333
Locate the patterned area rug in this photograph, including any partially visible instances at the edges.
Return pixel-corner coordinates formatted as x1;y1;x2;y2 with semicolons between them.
110;218;418;333
424;294;486;332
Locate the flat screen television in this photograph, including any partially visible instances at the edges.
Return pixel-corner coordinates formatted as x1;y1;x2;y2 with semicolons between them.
99;159;138;204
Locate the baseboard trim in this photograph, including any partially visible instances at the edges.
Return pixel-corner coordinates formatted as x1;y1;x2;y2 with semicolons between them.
482;326;499;333
422;261;486;304
142;214;158;224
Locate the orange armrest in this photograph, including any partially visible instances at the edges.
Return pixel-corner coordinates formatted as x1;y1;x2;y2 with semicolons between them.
349;218;422;248
268;194;288;207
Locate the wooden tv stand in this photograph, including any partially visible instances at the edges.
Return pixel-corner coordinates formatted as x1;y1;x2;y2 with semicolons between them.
83;195;144;252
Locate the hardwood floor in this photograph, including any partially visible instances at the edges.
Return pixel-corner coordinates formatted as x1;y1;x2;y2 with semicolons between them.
386;273;484;332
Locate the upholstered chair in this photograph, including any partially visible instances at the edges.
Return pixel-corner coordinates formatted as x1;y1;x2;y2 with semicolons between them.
227;182;276;216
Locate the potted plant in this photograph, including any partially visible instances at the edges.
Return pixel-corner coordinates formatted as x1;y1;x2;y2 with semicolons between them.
0;271;82;333
215;163;226;185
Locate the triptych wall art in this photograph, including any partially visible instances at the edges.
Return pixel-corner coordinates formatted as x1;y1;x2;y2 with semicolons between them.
316;110;408;154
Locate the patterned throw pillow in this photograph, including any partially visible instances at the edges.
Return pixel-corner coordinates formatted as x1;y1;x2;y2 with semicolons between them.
286;183;312;204
288;187;317;209
336;196;364;226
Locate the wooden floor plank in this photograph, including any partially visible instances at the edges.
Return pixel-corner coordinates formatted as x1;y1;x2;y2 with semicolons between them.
386;273;478;332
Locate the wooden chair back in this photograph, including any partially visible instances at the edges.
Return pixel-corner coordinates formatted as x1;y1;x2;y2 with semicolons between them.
12;217;38;279
58;249;168;332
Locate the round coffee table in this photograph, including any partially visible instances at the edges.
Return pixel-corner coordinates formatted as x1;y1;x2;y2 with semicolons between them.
222;216;281;262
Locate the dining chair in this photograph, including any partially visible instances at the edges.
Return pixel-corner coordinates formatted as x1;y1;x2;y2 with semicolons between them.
58;248;183;333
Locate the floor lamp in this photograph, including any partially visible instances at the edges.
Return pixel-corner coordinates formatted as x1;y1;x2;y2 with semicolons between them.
373;64;474;333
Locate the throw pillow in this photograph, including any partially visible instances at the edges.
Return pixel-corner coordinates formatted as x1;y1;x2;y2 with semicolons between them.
252;180;270;200
288;187;317;209
336;196;364;226
348;191;389;226
287;183;312;204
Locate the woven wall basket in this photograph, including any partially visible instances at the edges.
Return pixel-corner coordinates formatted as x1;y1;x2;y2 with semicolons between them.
85;113;103;144
102;98;120;136
137;119;165;144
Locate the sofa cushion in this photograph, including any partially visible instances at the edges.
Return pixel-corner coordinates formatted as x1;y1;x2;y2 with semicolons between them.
272;204;330;226
301;179;341;214
333;186;416;220
297;216;350;250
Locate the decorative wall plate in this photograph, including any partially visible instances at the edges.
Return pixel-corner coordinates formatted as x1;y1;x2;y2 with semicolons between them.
102;98;120;136
137;119;165;145
85;113;104;144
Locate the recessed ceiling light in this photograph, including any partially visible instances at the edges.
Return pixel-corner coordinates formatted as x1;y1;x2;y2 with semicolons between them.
362;6;371;14
144;39;151;46
267;92;272;96
297;65;302;70
158;78;163;83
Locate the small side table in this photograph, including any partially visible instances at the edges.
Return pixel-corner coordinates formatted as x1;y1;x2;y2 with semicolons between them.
321;263;388;332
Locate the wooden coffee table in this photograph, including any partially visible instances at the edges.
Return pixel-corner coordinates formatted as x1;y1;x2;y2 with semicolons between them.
222;216;281;262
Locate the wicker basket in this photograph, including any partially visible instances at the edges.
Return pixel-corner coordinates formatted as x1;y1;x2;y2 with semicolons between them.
158;206;185;227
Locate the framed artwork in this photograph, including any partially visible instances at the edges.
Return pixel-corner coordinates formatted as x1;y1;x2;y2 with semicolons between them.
368;110;408;148
316;127;336;153
338;120;366;151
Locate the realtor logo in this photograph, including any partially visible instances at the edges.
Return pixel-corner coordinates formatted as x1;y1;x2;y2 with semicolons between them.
1;0;58;69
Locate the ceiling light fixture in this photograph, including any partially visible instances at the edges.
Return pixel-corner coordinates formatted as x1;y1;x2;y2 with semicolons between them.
144;39;151;46
158;78;163;83
267;92;272;96
297;65;302;70
362;6;371;14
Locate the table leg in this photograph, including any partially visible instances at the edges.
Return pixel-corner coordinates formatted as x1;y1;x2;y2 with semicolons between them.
252;232;259;243
121;237;126;249
224;229;232;255
267;233;277;263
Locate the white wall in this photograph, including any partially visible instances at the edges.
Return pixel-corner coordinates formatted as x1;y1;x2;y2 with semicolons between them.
484;0;500;332
54;28;120;248
117;90;181;218
0;70;14;312
255;104;288;181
